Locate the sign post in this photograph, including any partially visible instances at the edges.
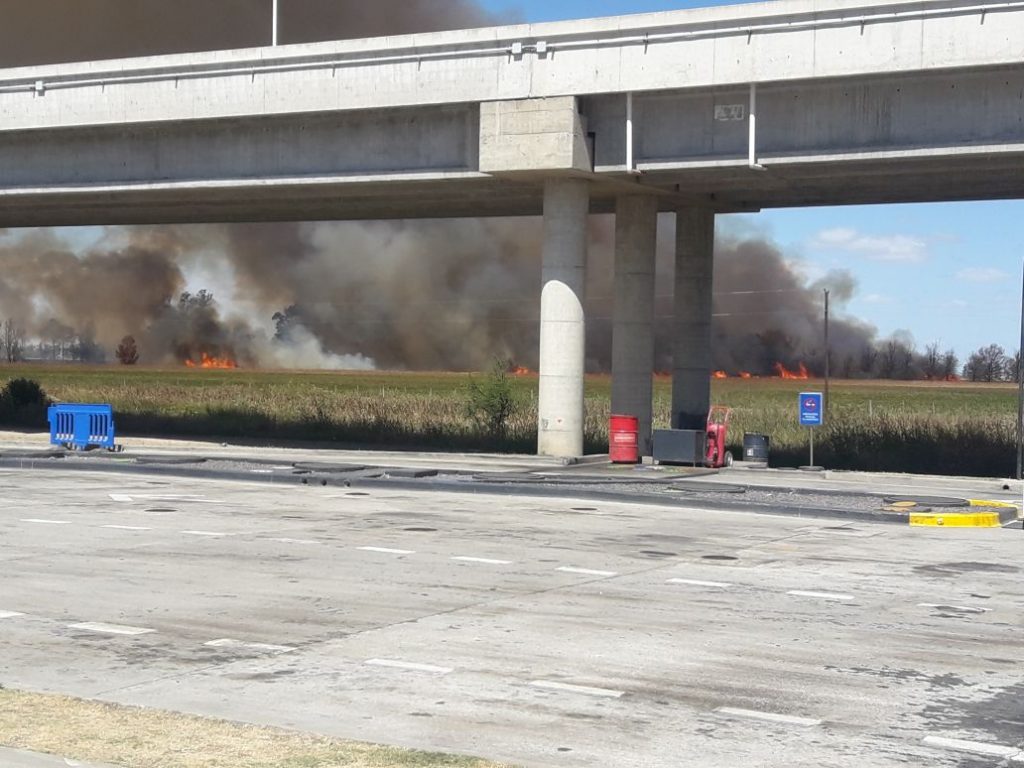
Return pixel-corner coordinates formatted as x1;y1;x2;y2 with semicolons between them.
799;391;824;469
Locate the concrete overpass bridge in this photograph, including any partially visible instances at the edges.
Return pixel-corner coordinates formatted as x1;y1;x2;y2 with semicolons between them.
2;0;1023;456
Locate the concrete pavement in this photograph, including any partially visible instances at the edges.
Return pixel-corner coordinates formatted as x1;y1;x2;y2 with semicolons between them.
1;465;1022;766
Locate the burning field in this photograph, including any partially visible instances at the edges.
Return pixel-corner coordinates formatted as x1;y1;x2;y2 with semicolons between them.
1;363;1017;478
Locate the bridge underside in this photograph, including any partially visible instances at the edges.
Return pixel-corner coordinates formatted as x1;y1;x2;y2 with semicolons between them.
3;149;1024;228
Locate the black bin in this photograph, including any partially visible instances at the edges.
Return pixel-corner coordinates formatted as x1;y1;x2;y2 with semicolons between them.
743;433;770;463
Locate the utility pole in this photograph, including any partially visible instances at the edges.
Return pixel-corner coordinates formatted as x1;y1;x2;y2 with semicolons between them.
824;288;830;421
272;0;279;46
1017;261;1024;480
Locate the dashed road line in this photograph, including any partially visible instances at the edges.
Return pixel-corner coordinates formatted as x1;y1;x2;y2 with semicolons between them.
786;590;854;602
365;658;452;674
716;707;821;727
922;735;1022;759
20;518;71;525
557;566;619;577
204;638;295;653
181;530;230;537
0;611;25;619
68;622;155;636
529;680;625;698
102;525;153;531
451;556;513;565
271;537;322;545
358;546;415;555
918;603;991;613
667;578;733;588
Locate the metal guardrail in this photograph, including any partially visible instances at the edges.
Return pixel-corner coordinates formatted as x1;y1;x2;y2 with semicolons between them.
48;403;119;451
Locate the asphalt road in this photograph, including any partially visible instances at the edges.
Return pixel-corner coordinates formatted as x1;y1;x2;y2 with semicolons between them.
1;467;1022;767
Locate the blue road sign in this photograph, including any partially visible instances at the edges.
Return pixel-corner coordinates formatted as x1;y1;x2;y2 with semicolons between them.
799;392;823;427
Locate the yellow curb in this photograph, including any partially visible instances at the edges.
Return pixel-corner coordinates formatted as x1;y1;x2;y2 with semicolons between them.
967;499;1019;510
910;512;1004;528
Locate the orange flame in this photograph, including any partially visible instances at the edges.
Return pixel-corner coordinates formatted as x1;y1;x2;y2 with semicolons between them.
712;370;728;379
185;352;238;369
774;362;810;380
739;371;754;379
511;366;535;376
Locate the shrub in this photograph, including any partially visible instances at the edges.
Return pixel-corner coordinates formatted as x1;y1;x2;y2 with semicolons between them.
465;359;519;439
0;378;51;426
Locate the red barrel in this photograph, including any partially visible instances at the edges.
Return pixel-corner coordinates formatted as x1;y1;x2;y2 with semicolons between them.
609;414;640;464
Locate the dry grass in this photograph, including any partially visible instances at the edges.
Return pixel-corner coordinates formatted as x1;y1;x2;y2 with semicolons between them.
0;363;1018;476
0;688;512;768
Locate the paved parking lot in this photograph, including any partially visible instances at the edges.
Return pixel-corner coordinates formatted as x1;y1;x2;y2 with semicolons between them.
1;467;1021;766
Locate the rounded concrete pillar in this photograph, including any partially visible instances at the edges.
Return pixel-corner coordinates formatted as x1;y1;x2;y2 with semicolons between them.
538;178;589;458
612;194;658;456
672;207;715;430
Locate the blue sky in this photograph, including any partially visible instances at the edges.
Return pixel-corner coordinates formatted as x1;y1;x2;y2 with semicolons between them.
482;0;1024;360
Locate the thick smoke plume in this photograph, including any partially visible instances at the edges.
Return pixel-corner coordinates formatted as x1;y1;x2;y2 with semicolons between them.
0;0;880;373
0;0;505;68
0;219;877;373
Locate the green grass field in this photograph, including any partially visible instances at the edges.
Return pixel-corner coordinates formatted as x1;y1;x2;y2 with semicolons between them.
1;364;1017;477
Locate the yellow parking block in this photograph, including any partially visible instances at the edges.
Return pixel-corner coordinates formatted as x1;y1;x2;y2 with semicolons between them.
910;512;1004;528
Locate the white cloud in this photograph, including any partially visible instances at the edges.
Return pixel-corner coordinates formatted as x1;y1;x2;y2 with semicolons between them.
809;227;928;263
955;267;1009;283
862;293;892;305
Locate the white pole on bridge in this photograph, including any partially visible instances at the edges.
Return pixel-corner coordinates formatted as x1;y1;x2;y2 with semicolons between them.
272;0;279;46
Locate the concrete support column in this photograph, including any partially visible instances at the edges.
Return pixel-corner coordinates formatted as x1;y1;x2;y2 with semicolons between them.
538;178;589;457
672;207;716;430
611;194;658;456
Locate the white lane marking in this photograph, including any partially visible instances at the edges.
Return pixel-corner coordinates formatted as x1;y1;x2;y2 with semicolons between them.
529;680;625;698
667;578;733;588
358;546;414;555
787;590;854;602
20;518;71;525
109;493;224;504
918;603;992;614
0;611;25;619
271;538;322;545
452;556;513;565
68;622;155;636
922;735;1021;759
716;707;821;727
181;530;230;537
102;525;152;531
557;566;618;577
204;638;295;653
365;658;452;674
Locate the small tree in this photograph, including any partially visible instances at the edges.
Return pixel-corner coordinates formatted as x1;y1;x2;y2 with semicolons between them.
465;358;518;438
921;342;941;380
2;319;25;363
941;348;959;380
115;335;140;365
963;343;1007;382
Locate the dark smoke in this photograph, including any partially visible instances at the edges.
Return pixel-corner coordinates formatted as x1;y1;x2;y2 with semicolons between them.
0;219;877;373
0;0;507;68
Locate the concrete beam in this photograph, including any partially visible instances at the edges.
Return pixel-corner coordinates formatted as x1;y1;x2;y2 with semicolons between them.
480;96;592;177
611;195;658;456
672;207;715;431
537;178;589;458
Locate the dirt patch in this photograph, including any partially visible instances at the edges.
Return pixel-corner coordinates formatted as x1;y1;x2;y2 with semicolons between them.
0;688;512;768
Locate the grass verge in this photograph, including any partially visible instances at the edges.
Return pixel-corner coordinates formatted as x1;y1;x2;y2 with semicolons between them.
0;688;512;768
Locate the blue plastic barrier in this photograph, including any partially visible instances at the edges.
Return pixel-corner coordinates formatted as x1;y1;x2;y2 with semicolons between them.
48;403;118;451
